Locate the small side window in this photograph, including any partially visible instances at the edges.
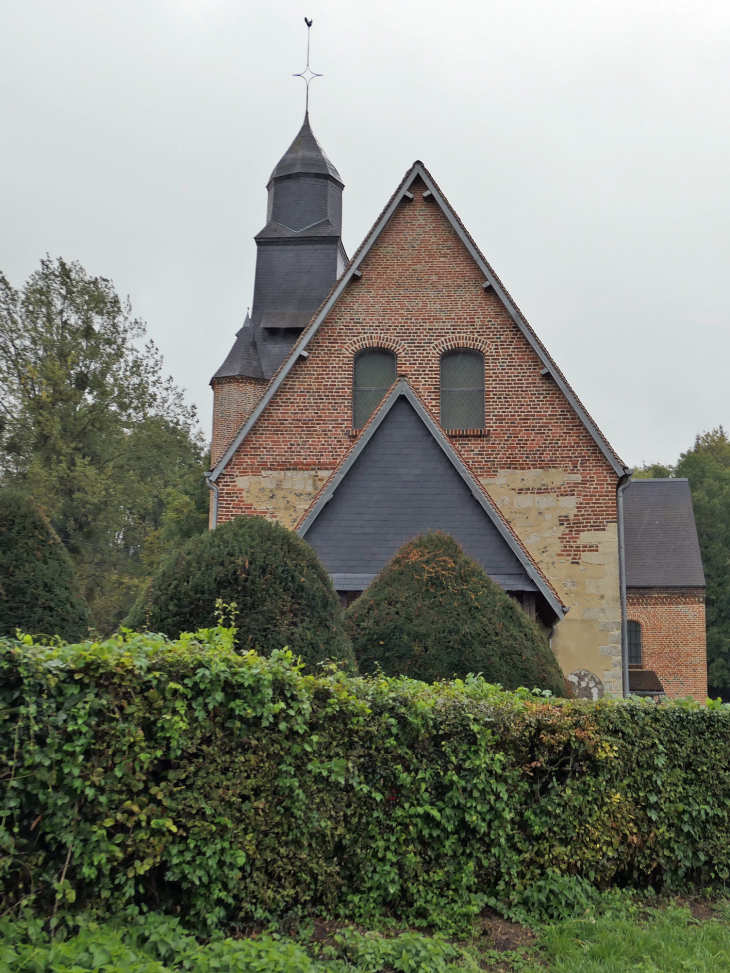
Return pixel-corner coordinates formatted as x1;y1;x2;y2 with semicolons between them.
440;349;485;430
353;349;397;429
628;620;643;667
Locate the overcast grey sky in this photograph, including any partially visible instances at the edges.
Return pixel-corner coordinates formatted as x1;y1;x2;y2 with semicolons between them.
1;0;728;467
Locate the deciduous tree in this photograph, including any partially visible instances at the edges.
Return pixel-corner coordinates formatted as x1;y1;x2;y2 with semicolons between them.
0;257;206;631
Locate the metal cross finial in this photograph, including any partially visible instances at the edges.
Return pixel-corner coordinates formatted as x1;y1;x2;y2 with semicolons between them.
293;17;322;117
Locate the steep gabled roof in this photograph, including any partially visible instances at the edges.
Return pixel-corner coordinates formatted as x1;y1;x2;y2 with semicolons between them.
297;378;566;620
209;161;628;481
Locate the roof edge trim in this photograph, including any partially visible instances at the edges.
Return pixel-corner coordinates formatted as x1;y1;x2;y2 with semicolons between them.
410;165;628;478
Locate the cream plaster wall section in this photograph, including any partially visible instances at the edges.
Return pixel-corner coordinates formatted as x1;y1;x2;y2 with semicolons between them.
481;469;623;697
234;470;335;530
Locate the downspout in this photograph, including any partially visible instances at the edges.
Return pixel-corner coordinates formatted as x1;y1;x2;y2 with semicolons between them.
205;473;219;530
617;471;633;697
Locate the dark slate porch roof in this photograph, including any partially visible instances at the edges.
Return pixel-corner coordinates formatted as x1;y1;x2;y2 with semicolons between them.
297;379;566;620
623;478;705;588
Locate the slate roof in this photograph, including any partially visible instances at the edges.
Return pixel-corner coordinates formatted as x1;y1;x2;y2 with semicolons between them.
212;313;265;381
268;114;343;184
623;479;705;588
209;161;629;482
298;379;566;620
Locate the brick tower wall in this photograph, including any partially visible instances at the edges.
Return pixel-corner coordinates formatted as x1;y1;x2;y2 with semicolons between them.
627;587;707;701
211;375;268;468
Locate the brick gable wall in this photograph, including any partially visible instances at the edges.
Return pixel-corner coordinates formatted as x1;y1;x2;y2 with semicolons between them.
627;588;707;701
212;178;625;694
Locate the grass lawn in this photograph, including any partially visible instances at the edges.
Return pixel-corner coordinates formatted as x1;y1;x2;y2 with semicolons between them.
472;901;730;971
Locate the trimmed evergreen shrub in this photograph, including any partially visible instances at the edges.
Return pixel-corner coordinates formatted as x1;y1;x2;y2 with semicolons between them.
0;491;89;640
1;631;728;930
345;531;565;694
124;514;353;668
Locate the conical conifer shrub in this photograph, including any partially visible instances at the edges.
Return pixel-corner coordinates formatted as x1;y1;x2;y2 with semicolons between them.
0;491;89;640
345;531;566;694
124;514;354;669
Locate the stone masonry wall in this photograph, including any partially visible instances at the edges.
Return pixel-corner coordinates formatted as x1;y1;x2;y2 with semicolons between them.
213;178;624;695
211;375;268;468
627;588;707;701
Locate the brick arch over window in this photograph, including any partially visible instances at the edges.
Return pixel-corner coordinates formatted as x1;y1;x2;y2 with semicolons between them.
344;334;406;357
352;347;397;429
432;335;492;357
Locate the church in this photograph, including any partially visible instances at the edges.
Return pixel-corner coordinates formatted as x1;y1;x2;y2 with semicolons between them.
206;111;707;701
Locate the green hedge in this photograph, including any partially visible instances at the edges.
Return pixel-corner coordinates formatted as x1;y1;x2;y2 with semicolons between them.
1;630;727;933
345;532;565;694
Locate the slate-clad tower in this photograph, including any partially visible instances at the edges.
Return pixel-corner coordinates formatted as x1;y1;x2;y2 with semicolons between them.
210;115;346;465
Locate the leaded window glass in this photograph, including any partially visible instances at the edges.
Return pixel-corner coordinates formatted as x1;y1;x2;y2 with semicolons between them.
628;620;643;667
353;349;397;429
440;350;485;429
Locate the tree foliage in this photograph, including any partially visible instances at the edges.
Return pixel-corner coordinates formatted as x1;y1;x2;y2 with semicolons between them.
2;632;729;931
0;491;88;640
0;258;207;631
635;428;730;698
675;430;730;696
124;515;353;668
344;532;565;695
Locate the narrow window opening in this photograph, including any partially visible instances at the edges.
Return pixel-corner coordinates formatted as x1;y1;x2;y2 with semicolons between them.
353;349;396;429
628;619;643;667
440;349;485;430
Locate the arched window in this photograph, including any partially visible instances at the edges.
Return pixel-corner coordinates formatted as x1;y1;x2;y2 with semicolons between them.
628;620;643;667
353;349;397;429
440;349;485;430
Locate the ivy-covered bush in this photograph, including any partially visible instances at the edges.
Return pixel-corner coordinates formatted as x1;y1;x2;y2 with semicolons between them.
345;532;565;695
1;630;727;932
124;515;353;668
0;491;89;641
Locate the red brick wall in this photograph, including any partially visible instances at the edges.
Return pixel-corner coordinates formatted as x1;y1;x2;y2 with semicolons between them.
627;588;707;701
215;178;620;554
211;375;268;468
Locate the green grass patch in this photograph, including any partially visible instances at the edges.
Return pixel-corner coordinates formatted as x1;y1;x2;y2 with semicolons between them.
537;904;730;972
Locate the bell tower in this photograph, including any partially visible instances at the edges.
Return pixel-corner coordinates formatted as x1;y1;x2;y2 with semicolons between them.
211;20;346;468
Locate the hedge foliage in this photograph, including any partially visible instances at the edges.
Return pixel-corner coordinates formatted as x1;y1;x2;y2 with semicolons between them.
345;532;565;695
0;492;89;641
0;914;466;973
1;629;727;934
124;515;353;669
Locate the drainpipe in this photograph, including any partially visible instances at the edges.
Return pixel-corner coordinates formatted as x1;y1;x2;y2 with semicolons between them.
617;471;633;697
205;473;219;530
